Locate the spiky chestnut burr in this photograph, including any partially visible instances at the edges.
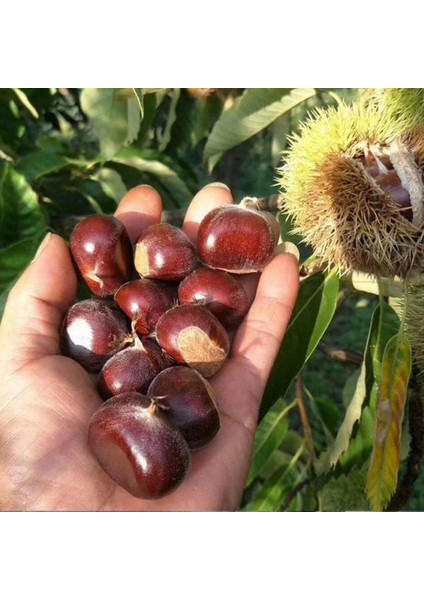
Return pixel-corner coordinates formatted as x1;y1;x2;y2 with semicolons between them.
278;90;424;278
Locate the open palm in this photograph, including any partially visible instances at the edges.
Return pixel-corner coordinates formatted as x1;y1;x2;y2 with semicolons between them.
0;184;299;511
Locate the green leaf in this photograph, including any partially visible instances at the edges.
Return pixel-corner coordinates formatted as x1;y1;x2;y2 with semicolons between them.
93;168;127;204
261;269;339;419
318;348;368;473
80;88;143;159
111;148;192;207
204;88;316;169
0;238;37;319
319;465;370;511
11;88;39;119
246;399;295;487
0;162;47;249
320;301;400;473
17;151;70;182
242;443;305;511
367;333;411;511
350;271;404;298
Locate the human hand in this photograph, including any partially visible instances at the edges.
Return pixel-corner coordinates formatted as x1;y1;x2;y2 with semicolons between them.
0;184;299;511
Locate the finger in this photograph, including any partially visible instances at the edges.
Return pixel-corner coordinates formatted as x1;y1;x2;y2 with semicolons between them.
114;185;162;243
182;183;233;244
213;253;299;429
0;234;77;367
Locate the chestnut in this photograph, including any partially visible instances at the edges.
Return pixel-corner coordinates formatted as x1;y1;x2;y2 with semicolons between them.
148;366;220;449
70;215;133;297
197;205;277;273
134;223;197;281
61;299;130;372
115;279;175;336
178;266;249;328
97;338;168;400
155;304;230;378
88;393;191;499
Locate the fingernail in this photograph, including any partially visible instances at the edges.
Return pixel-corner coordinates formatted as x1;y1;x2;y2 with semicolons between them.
276;241;300;262
203;182;230;190
32;232;52;263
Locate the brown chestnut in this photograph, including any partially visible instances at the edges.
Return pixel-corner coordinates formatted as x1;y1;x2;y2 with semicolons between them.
155;304;230;378
70;215;133;297
134;223;197;281
61;299;130;372
98;338;168;400
88;393;191;499
178;266;249;328
148;366;220;449
197;205;277;273
115;279;175;336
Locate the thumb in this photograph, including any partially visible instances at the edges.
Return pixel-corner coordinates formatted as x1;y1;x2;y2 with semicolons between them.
0;233;77;368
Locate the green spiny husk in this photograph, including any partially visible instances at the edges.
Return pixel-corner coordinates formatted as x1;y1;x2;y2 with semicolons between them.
278;90;424;277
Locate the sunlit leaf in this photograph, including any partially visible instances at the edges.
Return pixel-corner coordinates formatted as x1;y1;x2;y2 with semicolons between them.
351;271;403;298
80;88;143;159
11;88;39;119
366;333;411;511
93;168;127;204
204;88;316;169
261;269;339;419
111;147;192;207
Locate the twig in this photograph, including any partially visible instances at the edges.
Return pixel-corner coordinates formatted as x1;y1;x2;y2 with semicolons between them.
318;343;363;365
385;365;424;511
296;377;317;465
279;476;311;511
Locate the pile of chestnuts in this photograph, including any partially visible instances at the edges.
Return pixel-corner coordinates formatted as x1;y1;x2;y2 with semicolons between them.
61;203;278;499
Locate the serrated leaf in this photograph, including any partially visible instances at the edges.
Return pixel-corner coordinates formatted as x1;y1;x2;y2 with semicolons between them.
17;151;70;182
111;147;192;207
204;88;316;169
319;465;370;511
318;345;368;472
80;88;143;159
0;162;47;248
246;399;295;487
261;269;339;419
0;238;37;319
366;333;411;511
318;301;400;473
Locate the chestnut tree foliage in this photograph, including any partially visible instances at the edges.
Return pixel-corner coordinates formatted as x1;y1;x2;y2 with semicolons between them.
0;87;421;511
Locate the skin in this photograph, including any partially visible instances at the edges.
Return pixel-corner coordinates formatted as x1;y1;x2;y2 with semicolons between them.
0;184;299;511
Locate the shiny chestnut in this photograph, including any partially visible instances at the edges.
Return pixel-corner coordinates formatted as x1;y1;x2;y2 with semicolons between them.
197;205;277;273
148;366;220;449
88;393;191;499
155;304;230;378
115;279;175;336
178;266;249;328
70;215;133;297
62;299;130;372
134;223;197;281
